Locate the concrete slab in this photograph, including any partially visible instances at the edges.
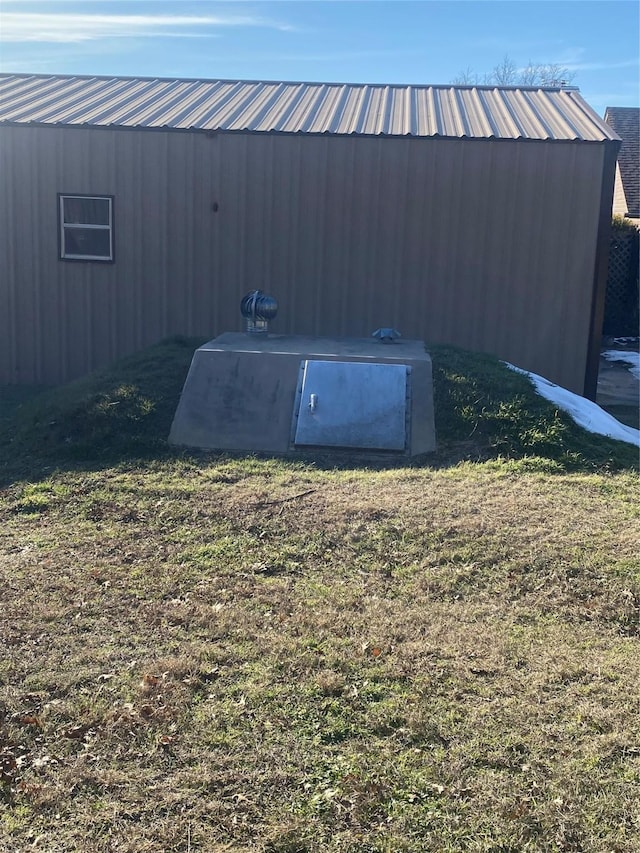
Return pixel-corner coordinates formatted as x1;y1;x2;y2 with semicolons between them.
596;345;640;429
597;358;640;407
169;334;436;456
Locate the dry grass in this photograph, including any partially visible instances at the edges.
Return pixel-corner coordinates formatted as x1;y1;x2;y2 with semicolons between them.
1;456;639;852
1;339;638;850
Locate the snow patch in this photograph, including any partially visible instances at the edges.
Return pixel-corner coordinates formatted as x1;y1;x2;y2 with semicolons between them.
504;363;640;448
602;350;640;380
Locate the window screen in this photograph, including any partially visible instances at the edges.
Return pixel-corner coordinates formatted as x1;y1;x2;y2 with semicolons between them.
59;195;114;261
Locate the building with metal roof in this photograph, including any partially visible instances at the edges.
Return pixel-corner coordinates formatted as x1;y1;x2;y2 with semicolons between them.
0;73;620;395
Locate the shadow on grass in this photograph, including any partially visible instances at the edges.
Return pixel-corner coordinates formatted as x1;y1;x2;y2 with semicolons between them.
0;337;206;488
0;338;637;488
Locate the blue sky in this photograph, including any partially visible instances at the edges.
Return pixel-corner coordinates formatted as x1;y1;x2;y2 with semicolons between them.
1;1;638;114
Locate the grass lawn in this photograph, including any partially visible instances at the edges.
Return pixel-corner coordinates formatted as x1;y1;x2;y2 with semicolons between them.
1;339;639;852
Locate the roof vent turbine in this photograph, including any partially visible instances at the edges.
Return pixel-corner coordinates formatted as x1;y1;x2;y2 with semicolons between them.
240;290;278;335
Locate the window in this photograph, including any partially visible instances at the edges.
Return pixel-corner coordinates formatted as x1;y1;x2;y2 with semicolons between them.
59;194;114;261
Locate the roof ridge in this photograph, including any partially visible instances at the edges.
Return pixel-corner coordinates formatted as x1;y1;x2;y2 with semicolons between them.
0;71;579;94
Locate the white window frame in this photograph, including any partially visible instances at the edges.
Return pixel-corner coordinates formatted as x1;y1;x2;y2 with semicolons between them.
59;194;114;262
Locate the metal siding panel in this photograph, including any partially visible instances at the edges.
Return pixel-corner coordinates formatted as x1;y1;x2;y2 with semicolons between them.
304;136;333;332
399;139;433;332
340;137;382;334
322;137;371;334
0;125;605;392
14;129;46;381
370;137;408;324
56;135;98;380
165;132;193;334
0;130;19;382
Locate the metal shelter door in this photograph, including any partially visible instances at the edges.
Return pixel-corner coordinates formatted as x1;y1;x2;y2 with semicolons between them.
293;360;409;450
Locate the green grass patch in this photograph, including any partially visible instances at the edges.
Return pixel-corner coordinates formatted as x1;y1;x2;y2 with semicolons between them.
0;336;202;479
0;338;637;480
429;344;637;471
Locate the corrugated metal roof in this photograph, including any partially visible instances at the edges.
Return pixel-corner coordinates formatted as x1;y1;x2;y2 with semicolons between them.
0;73;620;142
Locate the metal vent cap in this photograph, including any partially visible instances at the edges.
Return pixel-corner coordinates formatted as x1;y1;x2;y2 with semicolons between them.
240;290;278;335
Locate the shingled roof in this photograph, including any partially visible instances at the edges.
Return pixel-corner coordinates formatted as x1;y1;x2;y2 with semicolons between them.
0;72;620;143
605;106;640;217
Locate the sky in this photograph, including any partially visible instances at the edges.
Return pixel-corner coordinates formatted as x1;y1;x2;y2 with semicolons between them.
0;1;638;115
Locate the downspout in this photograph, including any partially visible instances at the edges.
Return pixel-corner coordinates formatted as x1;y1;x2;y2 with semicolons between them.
583;139;620;400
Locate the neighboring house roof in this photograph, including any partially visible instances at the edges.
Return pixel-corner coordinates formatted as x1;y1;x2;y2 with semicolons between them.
604;106;639;217
0;73;620;143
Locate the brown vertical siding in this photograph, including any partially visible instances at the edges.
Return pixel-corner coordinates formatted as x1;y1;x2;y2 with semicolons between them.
0;125;607;393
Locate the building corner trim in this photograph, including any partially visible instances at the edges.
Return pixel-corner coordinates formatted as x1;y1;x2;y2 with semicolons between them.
583;141;621;400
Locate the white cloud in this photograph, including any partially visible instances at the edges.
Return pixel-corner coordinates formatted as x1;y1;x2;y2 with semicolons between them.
562;58;640;72
254;48;426;63
0;12;291;43
0;56;62;72
534;48;639;74
545;47;587;66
